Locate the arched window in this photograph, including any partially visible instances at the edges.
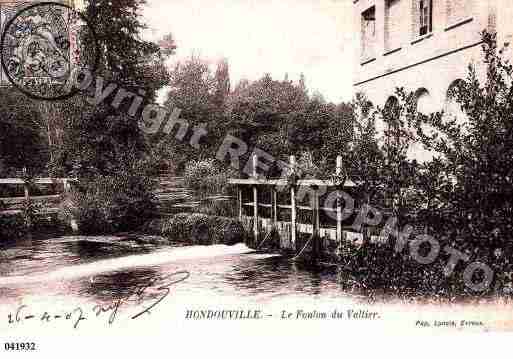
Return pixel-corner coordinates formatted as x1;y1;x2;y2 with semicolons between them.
382;96;401;146
384;96;400;120
414;88;437;136
410;88;437;162
415;88;437;115
444;79;467;126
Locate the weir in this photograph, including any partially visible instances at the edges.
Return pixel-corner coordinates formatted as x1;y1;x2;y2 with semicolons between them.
229;155;386;261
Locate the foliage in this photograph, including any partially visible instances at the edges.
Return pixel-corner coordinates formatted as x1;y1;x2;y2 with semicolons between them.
197;199;238;218
0;89;48;176
66;171;157;234
21;198;42;229
0;214;27;241
338;239;465;298
416;31;513;245
183;159;236;195
156;56;232;172
85;0;170;94
160;59;354;178
227;73;308;149
161;213;244;245
282;151;323;186
345;93;384;203
337;31;513;298
49;0;173;234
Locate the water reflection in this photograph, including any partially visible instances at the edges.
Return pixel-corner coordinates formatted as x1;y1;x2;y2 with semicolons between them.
224;257;338;297
80;268;160;303
0;236;162;278
0;234;346;305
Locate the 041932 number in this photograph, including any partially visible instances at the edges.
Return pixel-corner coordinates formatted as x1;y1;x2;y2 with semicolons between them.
4;342;36;351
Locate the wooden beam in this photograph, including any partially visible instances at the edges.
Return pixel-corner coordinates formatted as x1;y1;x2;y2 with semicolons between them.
336;155;343;242
23;182;29;201
272;187;278;225
252;154;259;241
290;155;297;249
0;178;78;185
237;186;243;220
258;203;273;208
312;188;320;238
228;178;359;187
310;185;321;259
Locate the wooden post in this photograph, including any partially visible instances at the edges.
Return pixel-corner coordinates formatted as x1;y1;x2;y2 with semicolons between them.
62;179;79;233
290;155;297;250
23;167;29;200
252;154;259;242
314;189;320;237
336;155;343;243
23;182;30;201
309;184;321;259
63;179;71;194
237;186;243;220
271;187;278;226
23;171;32;228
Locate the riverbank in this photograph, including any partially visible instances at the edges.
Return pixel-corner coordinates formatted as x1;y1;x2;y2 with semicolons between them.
144;213;245;246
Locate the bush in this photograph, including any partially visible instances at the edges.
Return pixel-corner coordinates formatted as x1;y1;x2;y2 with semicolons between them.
336;228;513;299
0;214;26;241
197;199;237;218
64;173;156;235
183;159;236;195
161;213;244;245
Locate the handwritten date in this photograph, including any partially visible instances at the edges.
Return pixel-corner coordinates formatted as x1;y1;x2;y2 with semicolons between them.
7;271;190;329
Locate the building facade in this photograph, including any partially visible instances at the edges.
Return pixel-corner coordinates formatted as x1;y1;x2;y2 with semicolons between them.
353;0;513;160
354;0;513;112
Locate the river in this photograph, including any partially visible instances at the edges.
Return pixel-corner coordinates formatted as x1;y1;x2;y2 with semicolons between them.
1;234;513;336
0;234;344;303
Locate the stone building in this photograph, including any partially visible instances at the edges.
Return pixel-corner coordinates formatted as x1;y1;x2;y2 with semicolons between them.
353;0;513;160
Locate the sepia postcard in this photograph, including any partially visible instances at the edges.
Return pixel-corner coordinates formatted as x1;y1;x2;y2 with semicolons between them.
1;0;513;357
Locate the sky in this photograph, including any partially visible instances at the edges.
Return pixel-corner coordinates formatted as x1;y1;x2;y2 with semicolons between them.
143;0;355;103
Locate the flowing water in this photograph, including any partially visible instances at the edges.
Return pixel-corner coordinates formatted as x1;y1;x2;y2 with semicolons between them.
1;234;512;333
0;234;344;303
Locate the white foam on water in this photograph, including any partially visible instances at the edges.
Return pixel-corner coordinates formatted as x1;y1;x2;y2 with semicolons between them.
0;243;253;286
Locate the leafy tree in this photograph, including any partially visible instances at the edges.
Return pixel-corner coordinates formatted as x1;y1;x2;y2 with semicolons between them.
227;73;308;152
378;88;420;212
0;89;47;176
54;0;173;233
346;93;384;204
418;31;513;240
56;0;172;177
213;58;231;108
160;56;220;171
85;0;169;94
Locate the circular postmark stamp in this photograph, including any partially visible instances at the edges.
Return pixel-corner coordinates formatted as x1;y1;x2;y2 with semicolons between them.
0;1;98;100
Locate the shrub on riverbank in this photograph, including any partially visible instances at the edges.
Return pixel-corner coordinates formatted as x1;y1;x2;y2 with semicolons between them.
1;202;67;241
0;214;26;241
65;173;156;235
196;199;237;218
183;159;236;196
155;213;244;245
336;232;513;299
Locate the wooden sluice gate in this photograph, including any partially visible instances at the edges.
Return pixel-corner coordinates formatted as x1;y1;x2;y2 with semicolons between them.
229;155;383;261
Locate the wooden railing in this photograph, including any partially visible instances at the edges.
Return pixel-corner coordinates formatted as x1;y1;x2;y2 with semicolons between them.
0;178;77;215
229;155;368;253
